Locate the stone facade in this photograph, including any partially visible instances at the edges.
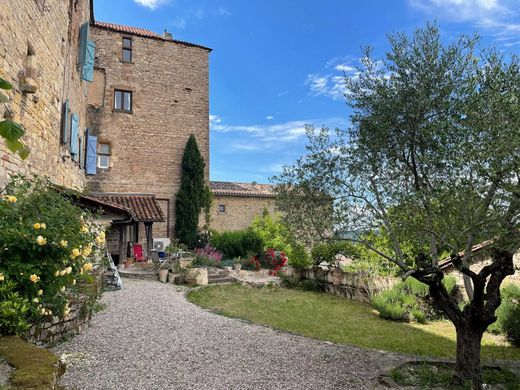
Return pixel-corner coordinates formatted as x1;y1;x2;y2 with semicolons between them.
211;194;276;231
86;23;211;239
0;0;92;189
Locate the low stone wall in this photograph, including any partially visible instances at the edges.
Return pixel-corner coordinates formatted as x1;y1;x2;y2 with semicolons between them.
26;273;103;347
299;267;399;302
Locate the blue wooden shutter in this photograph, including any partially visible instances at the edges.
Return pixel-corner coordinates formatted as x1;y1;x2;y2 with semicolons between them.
81;40;95;82
61;100;70;144
70;113;79;160
78;22;89;68
85;129;97;175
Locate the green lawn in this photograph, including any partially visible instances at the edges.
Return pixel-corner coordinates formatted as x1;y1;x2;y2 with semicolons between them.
187;284;520;361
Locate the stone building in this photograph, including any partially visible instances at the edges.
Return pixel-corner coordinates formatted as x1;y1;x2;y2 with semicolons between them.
1;1;212;262
210;181;276;232
85;21;211;257
0;0;94;188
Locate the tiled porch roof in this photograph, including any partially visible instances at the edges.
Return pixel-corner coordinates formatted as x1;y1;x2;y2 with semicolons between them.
90;194;165;223
210;181;276;198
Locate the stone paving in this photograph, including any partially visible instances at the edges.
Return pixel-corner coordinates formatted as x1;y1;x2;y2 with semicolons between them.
53;279;404;389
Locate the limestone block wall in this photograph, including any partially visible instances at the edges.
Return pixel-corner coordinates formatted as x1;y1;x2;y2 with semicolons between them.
299;267;399;302
86;26;210;238
211;195;276;232
26;272;103;347
0;0;91;189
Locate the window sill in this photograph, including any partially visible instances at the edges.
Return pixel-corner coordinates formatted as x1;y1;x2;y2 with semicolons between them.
113;109;133;114
121;61;134;64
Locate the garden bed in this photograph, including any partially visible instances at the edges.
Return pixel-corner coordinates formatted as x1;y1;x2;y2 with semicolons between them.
385;361;520;389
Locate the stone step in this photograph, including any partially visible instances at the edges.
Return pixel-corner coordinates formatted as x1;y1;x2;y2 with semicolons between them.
207;275;236;284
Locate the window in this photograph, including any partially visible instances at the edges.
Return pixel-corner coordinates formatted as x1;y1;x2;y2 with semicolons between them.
122;37;132;62
97;143;110;168
218;204;226;213
114;90;132;111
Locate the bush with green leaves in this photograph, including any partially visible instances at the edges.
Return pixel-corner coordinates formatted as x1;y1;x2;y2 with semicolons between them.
211;229;264;259
311;241;354;267
0;279;30;334
372;276;458;324
488;284;520;345
289;244;312;269
0;175;106;335
250;210;292;252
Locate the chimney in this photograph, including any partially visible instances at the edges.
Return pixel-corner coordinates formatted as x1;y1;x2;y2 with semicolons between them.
163;29;173;40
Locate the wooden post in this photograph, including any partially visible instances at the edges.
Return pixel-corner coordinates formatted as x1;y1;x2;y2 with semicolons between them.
119;224;127;264
145;222;153;259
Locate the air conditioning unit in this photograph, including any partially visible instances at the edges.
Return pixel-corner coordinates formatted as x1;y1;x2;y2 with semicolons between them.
153;238;171;252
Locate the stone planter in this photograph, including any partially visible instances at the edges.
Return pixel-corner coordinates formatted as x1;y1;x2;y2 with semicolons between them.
184;268;208;286
158;269;169;283
233;263;242;271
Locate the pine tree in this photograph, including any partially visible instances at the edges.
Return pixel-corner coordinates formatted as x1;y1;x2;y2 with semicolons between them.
175;134;205;248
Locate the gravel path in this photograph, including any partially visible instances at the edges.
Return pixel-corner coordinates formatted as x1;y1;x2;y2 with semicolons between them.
53;279;404;389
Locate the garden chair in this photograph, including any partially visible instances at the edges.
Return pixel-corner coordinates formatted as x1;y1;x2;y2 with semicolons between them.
132;243;146;262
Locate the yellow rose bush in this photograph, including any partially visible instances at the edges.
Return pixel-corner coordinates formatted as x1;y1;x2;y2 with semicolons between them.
0;175;106;335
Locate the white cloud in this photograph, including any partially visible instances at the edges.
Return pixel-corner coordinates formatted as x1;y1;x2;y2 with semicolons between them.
214;7;232;16
134;0;169;9
171;17;187;29
266;115;274;120
306;73;349;101
335;64;356;72
212;117;345;146
409;0;520;45
210;114;222;124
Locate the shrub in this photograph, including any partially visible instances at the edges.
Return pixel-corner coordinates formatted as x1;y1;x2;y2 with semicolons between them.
250;210;292;253
0;176;105;335
194;245;223;262
260;249;288;275
372;276;459;323
0;280;30;334
289;244;312;269
488;284;520;337
502;304;520;346
192;245;223;268
311;241;353;267
211;229;264;259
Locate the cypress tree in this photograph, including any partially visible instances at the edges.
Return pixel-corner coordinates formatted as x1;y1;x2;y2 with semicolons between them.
175;134;205;248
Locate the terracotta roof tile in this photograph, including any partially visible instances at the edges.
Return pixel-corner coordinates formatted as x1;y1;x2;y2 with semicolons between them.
210;181;276;198
93;21;212;51
94;21;164;39
91;194;165;222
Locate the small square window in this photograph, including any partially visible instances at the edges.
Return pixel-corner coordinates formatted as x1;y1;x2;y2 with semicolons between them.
114;90;132;111
219;205;226;213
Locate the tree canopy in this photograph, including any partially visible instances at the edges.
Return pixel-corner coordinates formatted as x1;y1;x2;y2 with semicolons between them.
274;23;520;388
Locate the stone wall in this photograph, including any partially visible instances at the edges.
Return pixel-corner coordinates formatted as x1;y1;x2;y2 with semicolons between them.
26;272;102;347
86;26;210;239
211;195;276;232
444;251;520;297
299;267;399;302
0;0;91;189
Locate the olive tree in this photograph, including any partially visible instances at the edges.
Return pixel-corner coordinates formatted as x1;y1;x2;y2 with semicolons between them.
274;24;520;389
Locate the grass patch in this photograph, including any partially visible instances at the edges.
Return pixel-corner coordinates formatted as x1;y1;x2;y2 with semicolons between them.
0;335;60;389
187;284;520;361
391;362;520;389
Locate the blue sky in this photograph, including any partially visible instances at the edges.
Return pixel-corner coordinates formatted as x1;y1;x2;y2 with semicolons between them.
94;0;520;183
